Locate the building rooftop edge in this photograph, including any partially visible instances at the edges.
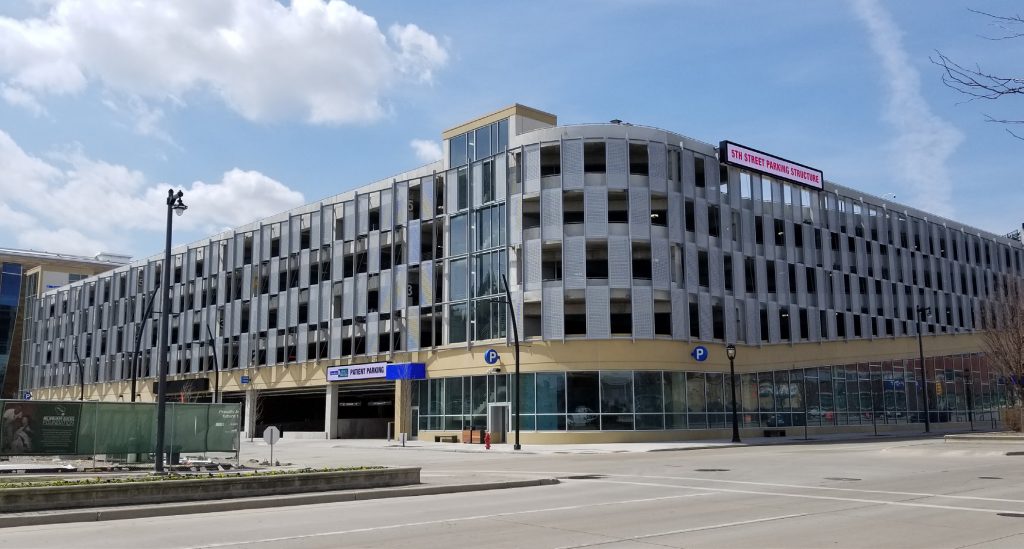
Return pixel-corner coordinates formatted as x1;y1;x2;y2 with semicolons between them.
0;247;129;266
441;103;557;140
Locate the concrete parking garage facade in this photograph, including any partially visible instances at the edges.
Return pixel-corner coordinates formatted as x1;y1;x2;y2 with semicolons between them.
21;105;1024;443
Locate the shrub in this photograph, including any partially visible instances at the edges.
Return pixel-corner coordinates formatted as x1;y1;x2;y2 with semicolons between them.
1001;406;1024;432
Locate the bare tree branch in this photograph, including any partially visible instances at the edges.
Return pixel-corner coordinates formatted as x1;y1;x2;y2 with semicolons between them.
968;8;1024;41
931;51;1024;100
984;115;1024;141
932;9;1024;140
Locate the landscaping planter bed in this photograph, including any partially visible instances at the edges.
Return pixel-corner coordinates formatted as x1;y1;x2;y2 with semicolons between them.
0;467;420;513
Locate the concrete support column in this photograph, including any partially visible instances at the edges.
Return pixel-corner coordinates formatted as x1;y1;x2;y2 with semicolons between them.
325;383;338;439
394;379;411;437
243;387;257;440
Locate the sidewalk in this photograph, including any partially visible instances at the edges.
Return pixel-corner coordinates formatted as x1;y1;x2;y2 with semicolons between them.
235;426;992;466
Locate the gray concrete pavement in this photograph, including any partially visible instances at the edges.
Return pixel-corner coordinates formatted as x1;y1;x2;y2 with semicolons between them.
4;437;1024;547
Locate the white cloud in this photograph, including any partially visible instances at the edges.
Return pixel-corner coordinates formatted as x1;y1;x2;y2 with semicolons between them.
851;0;963;219
410;139;443;163
179;169;306;233
1;84;47;116
0;129;306;257
101;94;179;148
0;0;447;125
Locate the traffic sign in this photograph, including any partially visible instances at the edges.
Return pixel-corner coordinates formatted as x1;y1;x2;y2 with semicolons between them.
263;426;281;466
484;349;500;365
263;426;281;445
691;346;709;362
241;375;250;384
22;391;31;400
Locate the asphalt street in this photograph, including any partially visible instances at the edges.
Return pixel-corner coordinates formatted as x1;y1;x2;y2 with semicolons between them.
3;437;1024;548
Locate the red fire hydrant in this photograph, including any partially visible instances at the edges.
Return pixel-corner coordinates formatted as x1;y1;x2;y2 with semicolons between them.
484;432;491;450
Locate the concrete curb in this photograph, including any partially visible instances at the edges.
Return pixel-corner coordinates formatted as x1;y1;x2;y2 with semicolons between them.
0;478;560;529
944;434;1024;443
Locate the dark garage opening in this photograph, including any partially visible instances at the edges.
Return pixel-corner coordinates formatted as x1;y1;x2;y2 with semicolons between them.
336;381;395;438
230;389;325;436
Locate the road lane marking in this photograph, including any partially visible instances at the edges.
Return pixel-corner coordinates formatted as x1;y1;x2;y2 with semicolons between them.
185;492;716;548
578;478;1024;515
554;513;809;548
441;469;1024;505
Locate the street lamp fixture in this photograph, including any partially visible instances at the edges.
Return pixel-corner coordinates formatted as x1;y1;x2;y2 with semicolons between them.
172;196;188;216
725;344;741;443
155;189;186;473
916;306;932;433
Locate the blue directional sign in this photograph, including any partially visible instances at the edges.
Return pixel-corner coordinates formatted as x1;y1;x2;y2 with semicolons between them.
691;346;709;362
484;349;500;365
241;375;251;385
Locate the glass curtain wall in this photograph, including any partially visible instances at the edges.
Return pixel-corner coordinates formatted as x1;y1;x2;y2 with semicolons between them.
412;353;1005;432
448;122;508;346
0;262;24;390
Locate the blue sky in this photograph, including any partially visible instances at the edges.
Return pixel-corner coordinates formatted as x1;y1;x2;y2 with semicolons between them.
1;0;1021;258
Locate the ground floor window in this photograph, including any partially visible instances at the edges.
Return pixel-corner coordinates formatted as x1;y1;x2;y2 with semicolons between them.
412;353;1007;432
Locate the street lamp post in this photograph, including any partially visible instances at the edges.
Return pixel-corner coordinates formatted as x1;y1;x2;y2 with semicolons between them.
207;325;221;404
500;275;521;451
130;289;157;403
155;189;187;474
916;306;932;433
73;348;85;401
726;344;741;443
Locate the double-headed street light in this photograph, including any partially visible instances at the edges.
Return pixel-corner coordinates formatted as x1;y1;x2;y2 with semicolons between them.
726;344;741;443
155;189;187;474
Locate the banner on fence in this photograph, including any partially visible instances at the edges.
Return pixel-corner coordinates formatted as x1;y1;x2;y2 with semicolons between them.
0;400;241;456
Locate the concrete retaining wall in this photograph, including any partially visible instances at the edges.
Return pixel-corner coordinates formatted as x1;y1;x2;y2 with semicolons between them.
0;467;420;513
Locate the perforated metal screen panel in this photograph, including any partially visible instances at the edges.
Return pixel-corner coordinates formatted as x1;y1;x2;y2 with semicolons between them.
342;278;354;320
653;238;670;290
542;287;563;339
562;139;584;190
343;201;356;241
585;187;608;239
395;266;407;310
629;188;651;238
408;220;421;265
420;261;433;306
606;139;627;189
648;142;667;193
668;192;683;243
357;195;370;235
525;239;542;291
632;286;653;339
586;286;610;339
564;237;586;290
366;314;379;355
380;189;391;230
525;145;541;194
608;237;631;289
380;271;392;313
672;289;687;339
495;154;508;200
509;194;522;246
368;232;380;274
542;188;563;241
